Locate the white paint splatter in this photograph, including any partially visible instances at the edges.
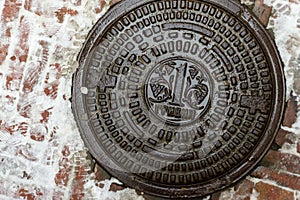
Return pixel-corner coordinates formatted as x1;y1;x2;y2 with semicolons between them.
84;177;145;200
264;0;300;98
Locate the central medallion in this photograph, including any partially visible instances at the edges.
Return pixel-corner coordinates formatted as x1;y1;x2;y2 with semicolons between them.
145;58;211;125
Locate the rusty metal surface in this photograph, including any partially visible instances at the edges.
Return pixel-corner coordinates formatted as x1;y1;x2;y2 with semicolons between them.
72;0;285;198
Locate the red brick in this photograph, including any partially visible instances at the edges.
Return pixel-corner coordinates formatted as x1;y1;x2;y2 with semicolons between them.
52;190;64;200
95;0;121;14
288;0;298;3
22;171;31;180
24;0;41;15
15;16;30;63
24;0;32;11
275;129;294;147
0;44;9;65
1;0;22;23
283;96;298;127
260;150;300;175
252;0;272;26
55;169;71;187
15;186;45;199
109;183;125;192
0;0;22;64
5;76;14;90
50;63;61;74
62;145;71;157
68;151;92;200
111;0;122;5
30;128;45;142
44;84;59;99
5;15;31;92
24;0;54;16
5;95;17;105
71;164;89;200
18;122;29;135
55;147;72;187
18;189;36;200
16;144;38;161
55;7;78;23
43;63;62;99
210;191;221;200
0;122;29;136
0;122;16;135
213;179;255;200
22;64;43;93
233;179;255;199
96;183;105;188
10;55;16;61
254;182;294;200
252;166;300;190
17;99;33;118
73;0;82;6
22;41;49;94
95;0;106;14
45;83;59;97
94;164;111;181
40;108;53;123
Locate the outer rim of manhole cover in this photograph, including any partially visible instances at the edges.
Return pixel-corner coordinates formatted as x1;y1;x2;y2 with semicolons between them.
72;0;285;198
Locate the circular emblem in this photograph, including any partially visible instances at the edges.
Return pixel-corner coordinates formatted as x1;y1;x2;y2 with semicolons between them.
145;58;211;125
72;0;285;198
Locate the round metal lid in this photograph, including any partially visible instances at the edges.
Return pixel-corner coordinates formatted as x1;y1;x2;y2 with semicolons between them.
72;0;285;198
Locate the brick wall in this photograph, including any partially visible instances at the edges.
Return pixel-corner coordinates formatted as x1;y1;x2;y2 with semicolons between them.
0;0;299;199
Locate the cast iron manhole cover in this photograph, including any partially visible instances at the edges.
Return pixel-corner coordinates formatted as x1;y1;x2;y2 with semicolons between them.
72;0;285;198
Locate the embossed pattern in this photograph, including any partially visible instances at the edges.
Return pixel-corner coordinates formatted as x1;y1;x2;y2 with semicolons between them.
72;0;285;198
145;58;211;125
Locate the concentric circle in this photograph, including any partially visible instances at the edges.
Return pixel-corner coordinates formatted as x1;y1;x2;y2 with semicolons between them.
72;0;285;198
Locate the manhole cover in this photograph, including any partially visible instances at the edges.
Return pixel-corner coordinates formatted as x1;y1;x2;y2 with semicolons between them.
72;0;285;198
